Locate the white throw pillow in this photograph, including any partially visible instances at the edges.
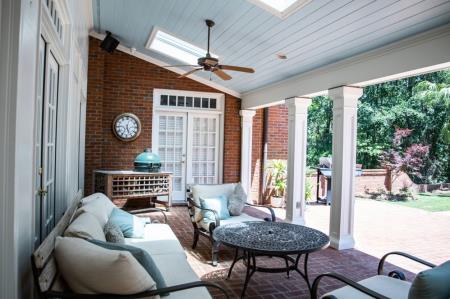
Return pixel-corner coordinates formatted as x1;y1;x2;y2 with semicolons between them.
76;195;115;227
228;183;247;216
54;237;157;295
64;212;106;241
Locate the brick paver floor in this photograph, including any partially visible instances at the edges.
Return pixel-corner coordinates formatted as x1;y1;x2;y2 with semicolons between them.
143;200;450;299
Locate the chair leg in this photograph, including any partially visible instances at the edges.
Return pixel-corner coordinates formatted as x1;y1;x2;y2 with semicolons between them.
211;241;220;267
192;229;199;249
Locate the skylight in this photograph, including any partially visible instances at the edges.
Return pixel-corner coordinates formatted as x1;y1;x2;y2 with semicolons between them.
146;28;215;65
248;0;311;18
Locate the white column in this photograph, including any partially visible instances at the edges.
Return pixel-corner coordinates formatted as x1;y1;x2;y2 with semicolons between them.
285;97;312;225
329;86;363;250
240;110;256;202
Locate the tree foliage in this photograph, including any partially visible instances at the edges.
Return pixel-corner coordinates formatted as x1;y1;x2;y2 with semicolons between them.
306;70;450;183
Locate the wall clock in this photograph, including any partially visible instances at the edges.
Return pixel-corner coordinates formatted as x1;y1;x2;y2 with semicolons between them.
112;113;142;142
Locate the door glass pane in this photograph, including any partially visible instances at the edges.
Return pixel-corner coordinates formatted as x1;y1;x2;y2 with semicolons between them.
191;116;218;185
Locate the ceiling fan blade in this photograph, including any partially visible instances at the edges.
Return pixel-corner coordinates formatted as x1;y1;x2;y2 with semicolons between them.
161;64;199;68
218;65;255;73
178;68;202;78
212;68;232;80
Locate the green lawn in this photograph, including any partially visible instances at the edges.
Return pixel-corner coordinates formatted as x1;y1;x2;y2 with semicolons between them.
391;193;450;212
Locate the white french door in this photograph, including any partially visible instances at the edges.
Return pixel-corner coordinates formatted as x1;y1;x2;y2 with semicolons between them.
34;36;60;246
154;112;221;202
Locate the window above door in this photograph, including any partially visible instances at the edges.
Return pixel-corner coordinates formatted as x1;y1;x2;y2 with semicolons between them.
153;89;224;113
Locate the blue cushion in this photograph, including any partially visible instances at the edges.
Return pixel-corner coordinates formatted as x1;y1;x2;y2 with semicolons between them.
409;260;450;299
88;239;169;296
109;208;145;238
200;195;230;221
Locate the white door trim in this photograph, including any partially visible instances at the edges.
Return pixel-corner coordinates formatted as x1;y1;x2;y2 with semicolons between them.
152;89;225;197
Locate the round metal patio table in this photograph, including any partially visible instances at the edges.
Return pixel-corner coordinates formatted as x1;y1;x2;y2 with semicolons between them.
213;221;329;298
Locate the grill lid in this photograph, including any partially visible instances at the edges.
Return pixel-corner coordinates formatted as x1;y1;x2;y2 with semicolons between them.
134;148;161;165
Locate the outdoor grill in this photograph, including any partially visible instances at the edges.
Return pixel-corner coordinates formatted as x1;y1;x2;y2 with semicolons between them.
134;148;162;172
316;157;362;205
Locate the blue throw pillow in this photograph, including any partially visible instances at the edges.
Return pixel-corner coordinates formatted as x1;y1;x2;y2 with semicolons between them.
408;260;450;299
109;208;145;238
200;195;230;221
88;239;169;296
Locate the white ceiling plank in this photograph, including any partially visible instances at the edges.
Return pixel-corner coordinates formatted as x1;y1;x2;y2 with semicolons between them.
242;25;450;109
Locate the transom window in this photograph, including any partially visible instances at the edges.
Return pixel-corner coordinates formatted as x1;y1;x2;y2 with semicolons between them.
146;28;217;65
158;94;220;111
44;0;64;40
248;0;311;19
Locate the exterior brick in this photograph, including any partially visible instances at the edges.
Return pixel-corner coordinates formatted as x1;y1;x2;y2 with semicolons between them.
85;37;241;195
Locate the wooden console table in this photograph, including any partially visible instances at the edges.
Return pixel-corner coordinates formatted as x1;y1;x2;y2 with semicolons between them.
93;170;173;210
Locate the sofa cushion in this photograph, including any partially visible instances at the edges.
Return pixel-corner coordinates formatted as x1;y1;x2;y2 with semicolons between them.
199;212;263;231
200;195;230;221
322;275;411;299
88;239;168;295
109;208;146;238
152;253;212;299
76;194;116;227
191;183;236;222
54;237;156;295
228;183;246;216
409;260;450;299
125;224;185;256
104;220;125;243
64;212;106;241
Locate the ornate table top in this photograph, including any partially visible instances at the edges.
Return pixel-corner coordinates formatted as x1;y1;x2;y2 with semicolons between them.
213;221;329;254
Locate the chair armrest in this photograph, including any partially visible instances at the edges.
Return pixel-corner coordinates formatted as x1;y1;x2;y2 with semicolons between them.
378;251;435;276
311;273;390;299
187;198;220;229
245;202;276;222
128;208;167;224
45;281;230;298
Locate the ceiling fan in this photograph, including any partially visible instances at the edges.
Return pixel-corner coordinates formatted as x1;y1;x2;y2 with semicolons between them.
164;19;255;80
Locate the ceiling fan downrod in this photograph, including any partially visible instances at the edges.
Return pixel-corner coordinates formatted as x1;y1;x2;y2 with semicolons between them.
205;19;215;57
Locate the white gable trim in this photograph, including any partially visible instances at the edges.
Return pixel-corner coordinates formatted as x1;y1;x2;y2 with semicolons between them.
89;31;241;98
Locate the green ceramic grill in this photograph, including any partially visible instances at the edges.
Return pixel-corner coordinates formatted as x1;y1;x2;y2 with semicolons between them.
134;148;162;172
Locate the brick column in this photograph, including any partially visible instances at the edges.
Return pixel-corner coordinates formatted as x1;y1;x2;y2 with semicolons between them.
329;86;363;250
240;110;256;201
285;97;312;225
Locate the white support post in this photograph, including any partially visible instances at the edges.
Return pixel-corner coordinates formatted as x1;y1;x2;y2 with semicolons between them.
240;110;256;202
329;86;363;250
285;97;312;225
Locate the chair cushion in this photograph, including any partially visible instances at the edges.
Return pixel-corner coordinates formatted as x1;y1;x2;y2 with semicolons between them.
409;260;450;299
200;195;230;221
199;213;263;231
109;208;146;238
104;220;125;243
76;194;116;227
152;253;212;299
322;275;411;299
228;183;246;216
64;212;106;241
191;183;236;222
88;239;168;295
54;237;156;295
125;224;185;256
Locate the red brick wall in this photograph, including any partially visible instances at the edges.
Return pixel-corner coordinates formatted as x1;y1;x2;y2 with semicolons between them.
267;104;288;160
85;37;241;195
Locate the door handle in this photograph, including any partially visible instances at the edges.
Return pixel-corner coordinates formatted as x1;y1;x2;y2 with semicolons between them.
38;188;48;196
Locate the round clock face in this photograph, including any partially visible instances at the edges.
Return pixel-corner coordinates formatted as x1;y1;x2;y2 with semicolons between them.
112;113;141;141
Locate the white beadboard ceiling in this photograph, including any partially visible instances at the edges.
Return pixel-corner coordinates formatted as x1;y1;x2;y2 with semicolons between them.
93;0;450;95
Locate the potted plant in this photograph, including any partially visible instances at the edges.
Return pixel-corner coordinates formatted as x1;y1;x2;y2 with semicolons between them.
267;160;287;208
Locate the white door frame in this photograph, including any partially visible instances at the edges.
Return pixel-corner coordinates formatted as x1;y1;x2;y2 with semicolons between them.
152;89;225;200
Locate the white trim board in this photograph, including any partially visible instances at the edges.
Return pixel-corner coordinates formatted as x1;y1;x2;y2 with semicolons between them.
89;31;241;99
242;24;450;109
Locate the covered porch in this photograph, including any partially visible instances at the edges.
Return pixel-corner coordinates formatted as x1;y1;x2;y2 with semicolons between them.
1;0;450;298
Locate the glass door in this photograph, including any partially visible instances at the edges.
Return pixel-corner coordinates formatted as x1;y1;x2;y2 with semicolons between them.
155;113;187;201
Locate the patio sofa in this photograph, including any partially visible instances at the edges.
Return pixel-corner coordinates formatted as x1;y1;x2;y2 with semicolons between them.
31;192;228;298
312;251;450;299
187;183;276;266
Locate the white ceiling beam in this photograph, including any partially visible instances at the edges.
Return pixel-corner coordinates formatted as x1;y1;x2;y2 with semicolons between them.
89;31;242;98
242;24;450;109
